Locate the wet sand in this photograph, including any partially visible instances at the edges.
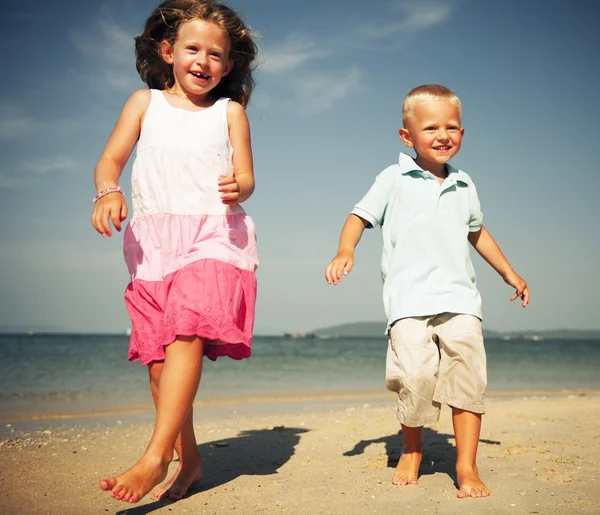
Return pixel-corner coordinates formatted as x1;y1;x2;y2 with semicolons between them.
1;390;598;514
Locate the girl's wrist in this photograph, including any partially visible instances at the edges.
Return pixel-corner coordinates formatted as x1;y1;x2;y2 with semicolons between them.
93;186;123;203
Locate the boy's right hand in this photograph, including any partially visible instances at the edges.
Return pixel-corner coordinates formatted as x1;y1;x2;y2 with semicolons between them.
325;250;355;285
92;193;128;238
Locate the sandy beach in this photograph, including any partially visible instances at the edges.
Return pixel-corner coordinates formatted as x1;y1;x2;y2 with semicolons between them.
1;390;598;515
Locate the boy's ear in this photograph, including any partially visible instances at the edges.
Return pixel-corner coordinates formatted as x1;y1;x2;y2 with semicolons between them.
159;40;174;64
399;128;413;148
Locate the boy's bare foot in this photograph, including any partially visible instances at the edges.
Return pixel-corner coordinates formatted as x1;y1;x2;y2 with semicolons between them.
99;454;170;504
392;447;422;485
456;464;490;498
153;454;202;501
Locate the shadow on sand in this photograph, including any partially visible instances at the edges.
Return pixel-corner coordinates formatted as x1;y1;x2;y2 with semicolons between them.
344;428;501;486
116;426;308;514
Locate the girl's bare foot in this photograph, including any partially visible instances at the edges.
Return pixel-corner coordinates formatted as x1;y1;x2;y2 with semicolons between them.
152;464;181;500
456;464;490;498
99;454;170;504
392;446;422;485
153;454;202;501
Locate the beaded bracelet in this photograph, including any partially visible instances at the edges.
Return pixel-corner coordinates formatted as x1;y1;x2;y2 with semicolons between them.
93;186;123;203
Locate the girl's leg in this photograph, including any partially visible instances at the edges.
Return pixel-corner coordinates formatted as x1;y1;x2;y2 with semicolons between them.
148;362;202;501
393;424;423;485
99;335;203;503
452;408;490;498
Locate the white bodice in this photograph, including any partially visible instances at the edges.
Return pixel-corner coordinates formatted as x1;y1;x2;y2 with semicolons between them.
131;90;242;218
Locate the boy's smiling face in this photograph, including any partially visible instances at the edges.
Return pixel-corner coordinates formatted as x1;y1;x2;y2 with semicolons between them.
399;98;464;174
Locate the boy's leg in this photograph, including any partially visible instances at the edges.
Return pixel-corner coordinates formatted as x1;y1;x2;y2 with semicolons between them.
148;362;202;501
386;317;441;485
394;425;423;485
435;314;489;498
452;408;489;498
100;335;204;503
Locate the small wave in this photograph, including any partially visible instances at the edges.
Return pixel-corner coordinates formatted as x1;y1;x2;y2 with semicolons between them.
0;391;107;402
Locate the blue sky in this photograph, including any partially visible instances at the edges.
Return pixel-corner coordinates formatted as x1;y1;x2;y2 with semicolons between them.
1;0;599;334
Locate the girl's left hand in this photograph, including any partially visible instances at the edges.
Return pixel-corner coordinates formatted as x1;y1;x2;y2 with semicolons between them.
218;175;241;205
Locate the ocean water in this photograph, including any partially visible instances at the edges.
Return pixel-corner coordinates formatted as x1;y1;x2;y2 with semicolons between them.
1;334;599;424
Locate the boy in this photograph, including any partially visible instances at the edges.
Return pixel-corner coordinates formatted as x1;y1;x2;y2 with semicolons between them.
325;84;529;498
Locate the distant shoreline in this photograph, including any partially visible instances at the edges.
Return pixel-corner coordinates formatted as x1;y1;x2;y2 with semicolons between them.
2;327;600;340
2;387;598;427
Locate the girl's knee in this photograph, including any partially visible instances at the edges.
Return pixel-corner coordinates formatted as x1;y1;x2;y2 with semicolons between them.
148;361;164;387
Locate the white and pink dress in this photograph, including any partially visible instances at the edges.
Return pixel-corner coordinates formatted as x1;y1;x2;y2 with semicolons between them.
123;90;258;365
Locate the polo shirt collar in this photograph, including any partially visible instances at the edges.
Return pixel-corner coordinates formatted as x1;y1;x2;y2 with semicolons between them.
398;152;467;184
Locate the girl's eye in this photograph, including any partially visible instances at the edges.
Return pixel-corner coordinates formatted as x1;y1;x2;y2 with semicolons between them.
211;52;221;58
425;127;436;131
188;46;198;51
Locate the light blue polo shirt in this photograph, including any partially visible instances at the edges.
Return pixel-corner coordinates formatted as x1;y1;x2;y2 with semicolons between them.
352;153;483;329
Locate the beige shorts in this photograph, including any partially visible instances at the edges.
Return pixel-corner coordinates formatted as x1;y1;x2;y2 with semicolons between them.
386;313;486;427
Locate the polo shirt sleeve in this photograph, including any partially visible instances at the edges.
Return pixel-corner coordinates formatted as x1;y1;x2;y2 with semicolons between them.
351;166;396;228
468;180;484;232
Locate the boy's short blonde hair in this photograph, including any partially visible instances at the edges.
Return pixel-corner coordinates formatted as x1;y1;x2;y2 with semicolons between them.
402;85;462;127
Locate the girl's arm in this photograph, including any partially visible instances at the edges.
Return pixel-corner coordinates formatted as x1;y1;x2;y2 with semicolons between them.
468;225;530;306
219;100;254;204
92;90;149;237
325;214;370;285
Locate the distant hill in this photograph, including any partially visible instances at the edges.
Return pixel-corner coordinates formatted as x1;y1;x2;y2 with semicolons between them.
312;322;600;340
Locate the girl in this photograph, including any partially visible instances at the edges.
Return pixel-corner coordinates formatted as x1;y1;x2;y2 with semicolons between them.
91;0;258;504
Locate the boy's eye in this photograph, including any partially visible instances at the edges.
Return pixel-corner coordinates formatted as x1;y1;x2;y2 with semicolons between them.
425;127;436;131
188;46;198;51
210;52;222;58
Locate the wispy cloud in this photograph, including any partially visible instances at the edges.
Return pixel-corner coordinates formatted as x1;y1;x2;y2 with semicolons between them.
260;34;331;73
0;156;78;189
255;1;454;112
22;156;78;174
0;241;123;271
289;67;362;114
359;1;454;38
71;9;141;92
72;17;134;67
0;174;20;189
0;106;35;140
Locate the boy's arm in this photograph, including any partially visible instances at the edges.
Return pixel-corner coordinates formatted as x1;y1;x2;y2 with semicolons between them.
468;226;530;307
325;214;370;285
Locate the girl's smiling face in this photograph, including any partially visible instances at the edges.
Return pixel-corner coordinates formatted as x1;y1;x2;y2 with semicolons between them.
160;19;233;101
399;98;464;173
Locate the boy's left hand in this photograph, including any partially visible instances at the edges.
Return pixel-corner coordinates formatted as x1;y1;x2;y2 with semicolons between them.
218;175;241;205
503;270;529;307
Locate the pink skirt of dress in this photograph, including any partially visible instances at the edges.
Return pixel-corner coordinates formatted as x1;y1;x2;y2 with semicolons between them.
123;212;258;365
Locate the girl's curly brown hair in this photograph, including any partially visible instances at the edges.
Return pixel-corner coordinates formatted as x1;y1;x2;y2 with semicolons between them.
135;0;257;107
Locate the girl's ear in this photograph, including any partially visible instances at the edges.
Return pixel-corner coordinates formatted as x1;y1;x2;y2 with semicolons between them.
160;40;174;64
399;128;413;148
222;59;234;77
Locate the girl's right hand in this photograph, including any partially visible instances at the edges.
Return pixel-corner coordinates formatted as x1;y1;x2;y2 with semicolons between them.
92;193;128;237
325;250;354;285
